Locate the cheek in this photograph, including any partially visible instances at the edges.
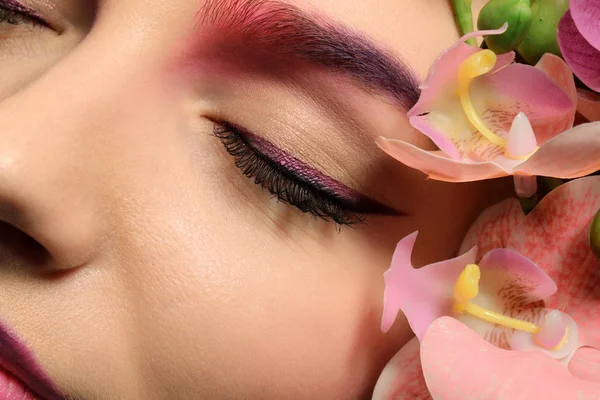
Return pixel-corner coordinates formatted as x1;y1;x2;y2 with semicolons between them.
114;167;412;398
78;104;413;397
131;238;411;398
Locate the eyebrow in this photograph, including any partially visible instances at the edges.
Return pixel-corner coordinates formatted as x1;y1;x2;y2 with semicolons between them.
196;0;421;110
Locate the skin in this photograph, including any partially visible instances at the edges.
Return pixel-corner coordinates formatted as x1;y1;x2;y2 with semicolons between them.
0;0;510;399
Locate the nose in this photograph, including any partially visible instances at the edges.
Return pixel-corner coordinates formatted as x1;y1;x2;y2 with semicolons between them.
0;40;151;270
0;90;106;270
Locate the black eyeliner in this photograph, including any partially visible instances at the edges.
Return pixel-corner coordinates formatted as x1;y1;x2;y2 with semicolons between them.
212;121;402;225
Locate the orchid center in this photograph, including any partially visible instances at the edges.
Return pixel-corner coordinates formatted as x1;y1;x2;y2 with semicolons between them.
453;264;568;351
457;50;539;160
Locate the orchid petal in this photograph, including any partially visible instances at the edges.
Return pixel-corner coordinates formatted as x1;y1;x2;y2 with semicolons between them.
578;88;600;122
409;26;513;119
534;53;578;139
460;177;600;349
471;62;574;146
371;338;429;400
406;28;514;160
376;136;510;182
536;54;578;105
380;231;477;339
421;317;600;399
516;122;600;178
558;10;600;92
569;346;600;382
570;0;600;50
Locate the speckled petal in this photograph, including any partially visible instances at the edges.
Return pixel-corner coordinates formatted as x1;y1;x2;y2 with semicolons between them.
460;176;600;349
371;338;430;400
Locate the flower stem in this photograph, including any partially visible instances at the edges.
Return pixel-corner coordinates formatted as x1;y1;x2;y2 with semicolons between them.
451;0;477;46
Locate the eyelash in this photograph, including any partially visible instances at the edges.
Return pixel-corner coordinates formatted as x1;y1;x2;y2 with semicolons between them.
212;121;363;226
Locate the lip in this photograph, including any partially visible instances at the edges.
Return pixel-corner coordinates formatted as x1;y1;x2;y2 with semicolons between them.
0;319;64;400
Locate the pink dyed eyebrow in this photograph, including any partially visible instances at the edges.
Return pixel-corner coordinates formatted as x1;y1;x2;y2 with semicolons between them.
194;0;421;110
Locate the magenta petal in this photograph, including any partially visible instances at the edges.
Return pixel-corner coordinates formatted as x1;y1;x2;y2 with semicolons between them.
381;232;477;340
570;0;600;50
558;10;600;92
517;122;600;178
376;137;509;182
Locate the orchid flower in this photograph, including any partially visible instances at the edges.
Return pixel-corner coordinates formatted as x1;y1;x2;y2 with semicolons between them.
380;232;580;354
558;0;600;92
374;177;600;399
377;26;600;198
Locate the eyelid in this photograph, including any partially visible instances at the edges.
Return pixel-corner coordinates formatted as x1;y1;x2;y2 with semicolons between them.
0;0;65;32
212;119;402;224
212;121;362;225
0;0;46;26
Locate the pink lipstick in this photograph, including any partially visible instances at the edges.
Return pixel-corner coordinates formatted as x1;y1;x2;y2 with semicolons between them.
0;319;64;400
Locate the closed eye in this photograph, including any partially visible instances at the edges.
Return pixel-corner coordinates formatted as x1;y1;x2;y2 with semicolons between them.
212;120;401;226
0;1;49;28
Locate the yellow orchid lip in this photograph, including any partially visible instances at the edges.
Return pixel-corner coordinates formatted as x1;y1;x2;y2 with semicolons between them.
458;50;539;161
453;263;540;333
452;264;568;351
458;50;507;148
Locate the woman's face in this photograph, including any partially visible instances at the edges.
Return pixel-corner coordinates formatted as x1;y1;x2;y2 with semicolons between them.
0;0;510;398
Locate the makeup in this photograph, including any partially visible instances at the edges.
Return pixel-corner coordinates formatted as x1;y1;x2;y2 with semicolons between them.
214;121;401;223
0;0;44;21
0;318;64;400
186;0;421;110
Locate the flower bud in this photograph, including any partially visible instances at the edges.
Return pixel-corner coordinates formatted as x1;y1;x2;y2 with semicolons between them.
590;207;600;259
477;0;532;54
516;0;569;64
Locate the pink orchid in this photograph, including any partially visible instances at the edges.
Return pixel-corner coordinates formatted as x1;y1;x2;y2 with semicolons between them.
377;27;600;197
558;0;600;92
381;232;580;354
374;177;600;399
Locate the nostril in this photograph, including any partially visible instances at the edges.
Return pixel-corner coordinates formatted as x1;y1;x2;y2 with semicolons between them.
0;221;51;271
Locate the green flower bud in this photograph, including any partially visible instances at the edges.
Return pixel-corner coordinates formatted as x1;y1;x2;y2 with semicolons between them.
478;0;532;54
516;0;570;64
590;208;600;259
